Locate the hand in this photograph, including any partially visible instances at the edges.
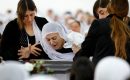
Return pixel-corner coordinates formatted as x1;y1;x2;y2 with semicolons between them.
30;43;42;56
72;43;81;54
18;46;30;59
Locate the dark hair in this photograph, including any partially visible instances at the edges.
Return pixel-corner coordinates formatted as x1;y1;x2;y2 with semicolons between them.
107;0;130;59
93;0;100;19
70;57;94;80
17;0;37;29
93;0;109;19
99;0;109;8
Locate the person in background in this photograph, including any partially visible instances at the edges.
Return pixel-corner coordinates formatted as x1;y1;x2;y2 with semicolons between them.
94;56;130;80
0;0;49;60
0;61;29;80
41;22;74;61
70;57;94;80
73;0;130;65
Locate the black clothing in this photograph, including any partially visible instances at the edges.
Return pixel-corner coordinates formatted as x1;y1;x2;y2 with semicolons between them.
0;16;50;60
74;14;130;65
56;48;73;53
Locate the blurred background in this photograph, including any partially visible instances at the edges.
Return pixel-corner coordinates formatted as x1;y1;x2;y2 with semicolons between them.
0;0;96;16
0;0;130;34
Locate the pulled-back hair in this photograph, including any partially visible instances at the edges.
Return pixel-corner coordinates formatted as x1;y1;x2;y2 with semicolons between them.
107;0;130;59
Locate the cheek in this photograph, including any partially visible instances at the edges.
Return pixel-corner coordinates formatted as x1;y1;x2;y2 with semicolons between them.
58;39;64;47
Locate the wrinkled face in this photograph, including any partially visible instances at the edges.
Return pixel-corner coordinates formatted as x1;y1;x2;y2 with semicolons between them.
46;32;65;50
70;22;80;33
23;10;36;25
97;7;109;19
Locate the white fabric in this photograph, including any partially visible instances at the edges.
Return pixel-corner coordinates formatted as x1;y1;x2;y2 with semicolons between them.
27;75;58;80
0;61;29;80
67;31;85;48
41;22;74;61
94;56;130;80
32;20;42;43
80;21;90;35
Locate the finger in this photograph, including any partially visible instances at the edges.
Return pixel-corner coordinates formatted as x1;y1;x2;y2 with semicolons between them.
18;53;22;55
33;43;39;46
34;47;42;52
21;46;24;49
31;50;41;56
19;56;24;59
18;50;22;53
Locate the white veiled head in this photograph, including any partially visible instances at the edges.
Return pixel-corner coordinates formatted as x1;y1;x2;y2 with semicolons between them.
41;22;74;60
94;56;130;80
0;61;29;80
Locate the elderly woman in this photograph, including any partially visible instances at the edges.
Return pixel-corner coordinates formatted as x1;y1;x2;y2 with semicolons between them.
41;23;74;61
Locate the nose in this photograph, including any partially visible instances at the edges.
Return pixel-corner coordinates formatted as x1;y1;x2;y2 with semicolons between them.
50;40;54;45
28;16;32;22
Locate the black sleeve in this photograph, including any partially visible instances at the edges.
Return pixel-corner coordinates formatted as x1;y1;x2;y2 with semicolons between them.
73;20;101;61
0;20;20;60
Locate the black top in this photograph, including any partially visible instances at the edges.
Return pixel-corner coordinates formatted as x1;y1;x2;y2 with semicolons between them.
74;14;130;65
0;16;50;60
56;48;73;53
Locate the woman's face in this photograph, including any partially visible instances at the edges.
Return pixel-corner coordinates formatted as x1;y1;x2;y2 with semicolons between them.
97;7;109;19
46;32;65;50
23;10;36;25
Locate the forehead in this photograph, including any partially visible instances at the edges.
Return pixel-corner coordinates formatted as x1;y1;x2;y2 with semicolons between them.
46;32;59;39
25;10;35;15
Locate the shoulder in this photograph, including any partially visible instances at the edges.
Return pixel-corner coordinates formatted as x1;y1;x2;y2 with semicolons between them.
7;18;18;26
5;18;19;31
35;16;48;24
35;16;48;30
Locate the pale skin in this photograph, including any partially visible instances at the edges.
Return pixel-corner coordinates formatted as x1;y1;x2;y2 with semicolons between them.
97;7;109;19
46;32;65;50
18;10;42;59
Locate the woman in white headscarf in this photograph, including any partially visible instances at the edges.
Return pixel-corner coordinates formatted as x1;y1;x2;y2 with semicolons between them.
0;61;29;80
94;56;130;80
41;22;74;61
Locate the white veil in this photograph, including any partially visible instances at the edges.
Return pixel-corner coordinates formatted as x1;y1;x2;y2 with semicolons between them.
32;20;42;44
41;22;74;61
94;56;130;80
0;61;29;80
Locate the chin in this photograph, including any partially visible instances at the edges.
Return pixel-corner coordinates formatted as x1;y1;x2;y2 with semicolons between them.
54;48;59;50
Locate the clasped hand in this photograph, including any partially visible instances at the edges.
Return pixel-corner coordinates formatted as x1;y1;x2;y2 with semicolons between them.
18;43;42;59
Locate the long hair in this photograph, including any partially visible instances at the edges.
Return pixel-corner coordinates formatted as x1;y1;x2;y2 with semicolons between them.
107;0;130;59
17;0;37;29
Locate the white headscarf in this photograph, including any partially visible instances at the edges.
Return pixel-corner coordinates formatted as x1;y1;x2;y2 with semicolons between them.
26;75;58;80
94;56;130;80
32;20;42;44
41;22;74;61
0;61;29;80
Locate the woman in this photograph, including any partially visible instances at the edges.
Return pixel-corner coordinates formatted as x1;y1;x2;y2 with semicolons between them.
0;0;49;60
73;0;130;65
41;22;74;61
